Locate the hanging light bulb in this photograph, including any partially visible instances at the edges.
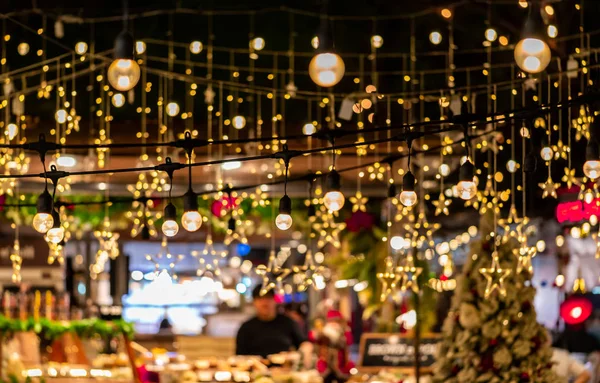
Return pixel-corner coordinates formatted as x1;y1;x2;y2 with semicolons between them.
399;171;417;207
250;37;265;51
308;19;344;87
166;102;180;117
135;40;146;54
190;41;203;54
323;170;345;212
584;137;600;180
112;93;125;108
182;190;202;232
547;25;558;38
540;144;554;161
162;203;179;237
33;189;54;234
457;160;477;200
485;28;498;42
55;109;67;124
75;41;88;55
17;42;29;56
232;115;246;130
370;35;384;49
429;31;442;45
514;2;551;73
276;195;293;231
107;30;141;91
46;210;64;244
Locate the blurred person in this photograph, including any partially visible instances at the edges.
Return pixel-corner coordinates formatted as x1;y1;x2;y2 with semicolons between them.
236;286;312;360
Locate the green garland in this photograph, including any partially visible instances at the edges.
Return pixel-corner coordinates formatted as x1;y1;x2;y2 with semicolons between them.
0;317;134;340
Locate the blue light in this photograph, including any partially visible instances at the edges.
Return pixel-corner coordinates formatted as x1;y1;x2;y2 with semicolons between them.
77;282;86;295
237;243;251;256
236;283;248;294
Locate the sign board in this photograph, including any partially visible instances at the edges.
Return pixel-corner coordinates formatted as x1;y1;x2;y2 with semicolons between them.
358;333;440;372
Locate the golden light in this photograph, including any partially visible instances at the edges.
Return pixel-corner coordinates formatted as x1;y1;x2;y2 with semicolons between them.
514;38;551;74
166;102;180;117
544;5;554;15
107;59;141;91
371;35;384;49
308;53;345;87
485;28;497;42
519;0;528;8
190;41;203;54
499;36;509;46
111;93;125;108
55;109;67;124
75;42;88;55
250;37;265;51
232;115;247;130
439;164;450;177
429;31;442;45
17;42;29;56
441;8;452;18
547;25;558;38
302;123;316;135
135;41;147;54
311;36;319;49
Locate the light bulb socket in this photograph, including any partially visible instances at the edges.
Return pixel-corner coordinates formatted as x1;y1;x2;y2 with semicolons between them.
524;151;538;173
141;224;151;240
402;171;416;192
586;139;600;161
51;209;61;229
36;189;53;214
183;189;199;212
307;204;316;218
228;217;236;231
387;183;397;198
521;1;546;41
326;170;341;192
114;30;135;60
316;17;335;53
164;203;177;221
279;195;292;215
459;161;475;182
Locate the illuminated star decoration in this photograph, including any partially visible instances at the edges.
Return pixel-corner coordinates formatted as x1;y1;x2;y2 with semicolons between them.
514;242;536;275
47;241;65;266
314;212;346;249
479;251;512;298
432;192;451;216
404;209;440;250
553;140;569;160
256;250;291;296
145;236;185;280
349;191;368;212
204;85;216;105
376;257;401;302
192;233;227;277
562;168;580;189
224;219;249;246
539;176;560;199
396;255;423;293
498;204;526;244
292;250;325;291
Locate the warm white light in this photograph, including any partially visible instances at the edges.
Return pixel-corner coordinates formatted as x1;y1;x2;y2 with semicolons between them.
555;274;565;287
514;38;551;74
485;28;497;42
131;270;143;281
46;227;65;244
232;115;246;129
56;155;76;167
222;161;242;171
536;240;546;253
6;123;18;140
190;41;203;54
547;25;558;38
17;42;29;56
309;53;345;87
182;210;202;232
399;191;418;207
166;102;180;117
429;31;442;45
507;159;518;173
276;214;293;231
323;191;345;212
584;160;600;179
250;37;265;51
55;109;67;123
439;164;450;177
540;146;553;161
135;41;146;54
457;180;477;200
162;219;179;237
519;0;528;8
75;41;88;55
98;182;107;191
371;35;384;49
545;5;555;15
390;236;406;250
571;306;583;319
311;36;319;49
33;213;54;234
107;59;141;91
303;123;316;135
112;93;125;108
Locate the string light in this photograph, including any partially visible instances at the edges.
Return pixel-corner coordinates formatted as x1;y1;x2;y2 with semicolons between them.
166;102;180;117
302;123;316;135
309;18;344;87
190;41;203;54
162;159;179;237
181;142;202;232
33;188;54;234
370;35;384;49
250;37;265;51
429;31;442;45
547;25;558;38
324;170;345;212
108;30;141;91
17;42;29;56
514;2;551;73
75;42;88;55
232;115;247;130
111;93;125;108
46;210;65;244
485;28;497;42
135;40;146;54
399;142;417;207
276;155;293;231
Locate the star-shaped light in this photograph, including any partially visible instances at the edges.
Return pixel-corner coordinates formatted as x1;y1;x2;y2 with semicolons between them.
314;213;346;249
204;85;216;105
553;140;569;160
432;192;451;216
539;176;560;199
192;233;227;277
396;255;423;293
377;257;401;302
514;243;536;275
349;191;368;212
145;236;185;280
479;252;512;298
524;77;538;91
498;204;527;243
256;250;291;295
292;251;325;291
562;168;580;189
403;210;440;250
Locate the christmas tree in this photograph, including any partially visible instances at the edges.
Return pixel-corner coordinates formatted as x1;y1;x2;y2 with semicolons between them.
432;214;560;383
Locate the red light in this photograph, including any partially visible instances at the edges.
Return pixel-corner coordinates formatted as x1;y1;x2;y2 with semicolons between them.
556;198;600;223
560;296;592;325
